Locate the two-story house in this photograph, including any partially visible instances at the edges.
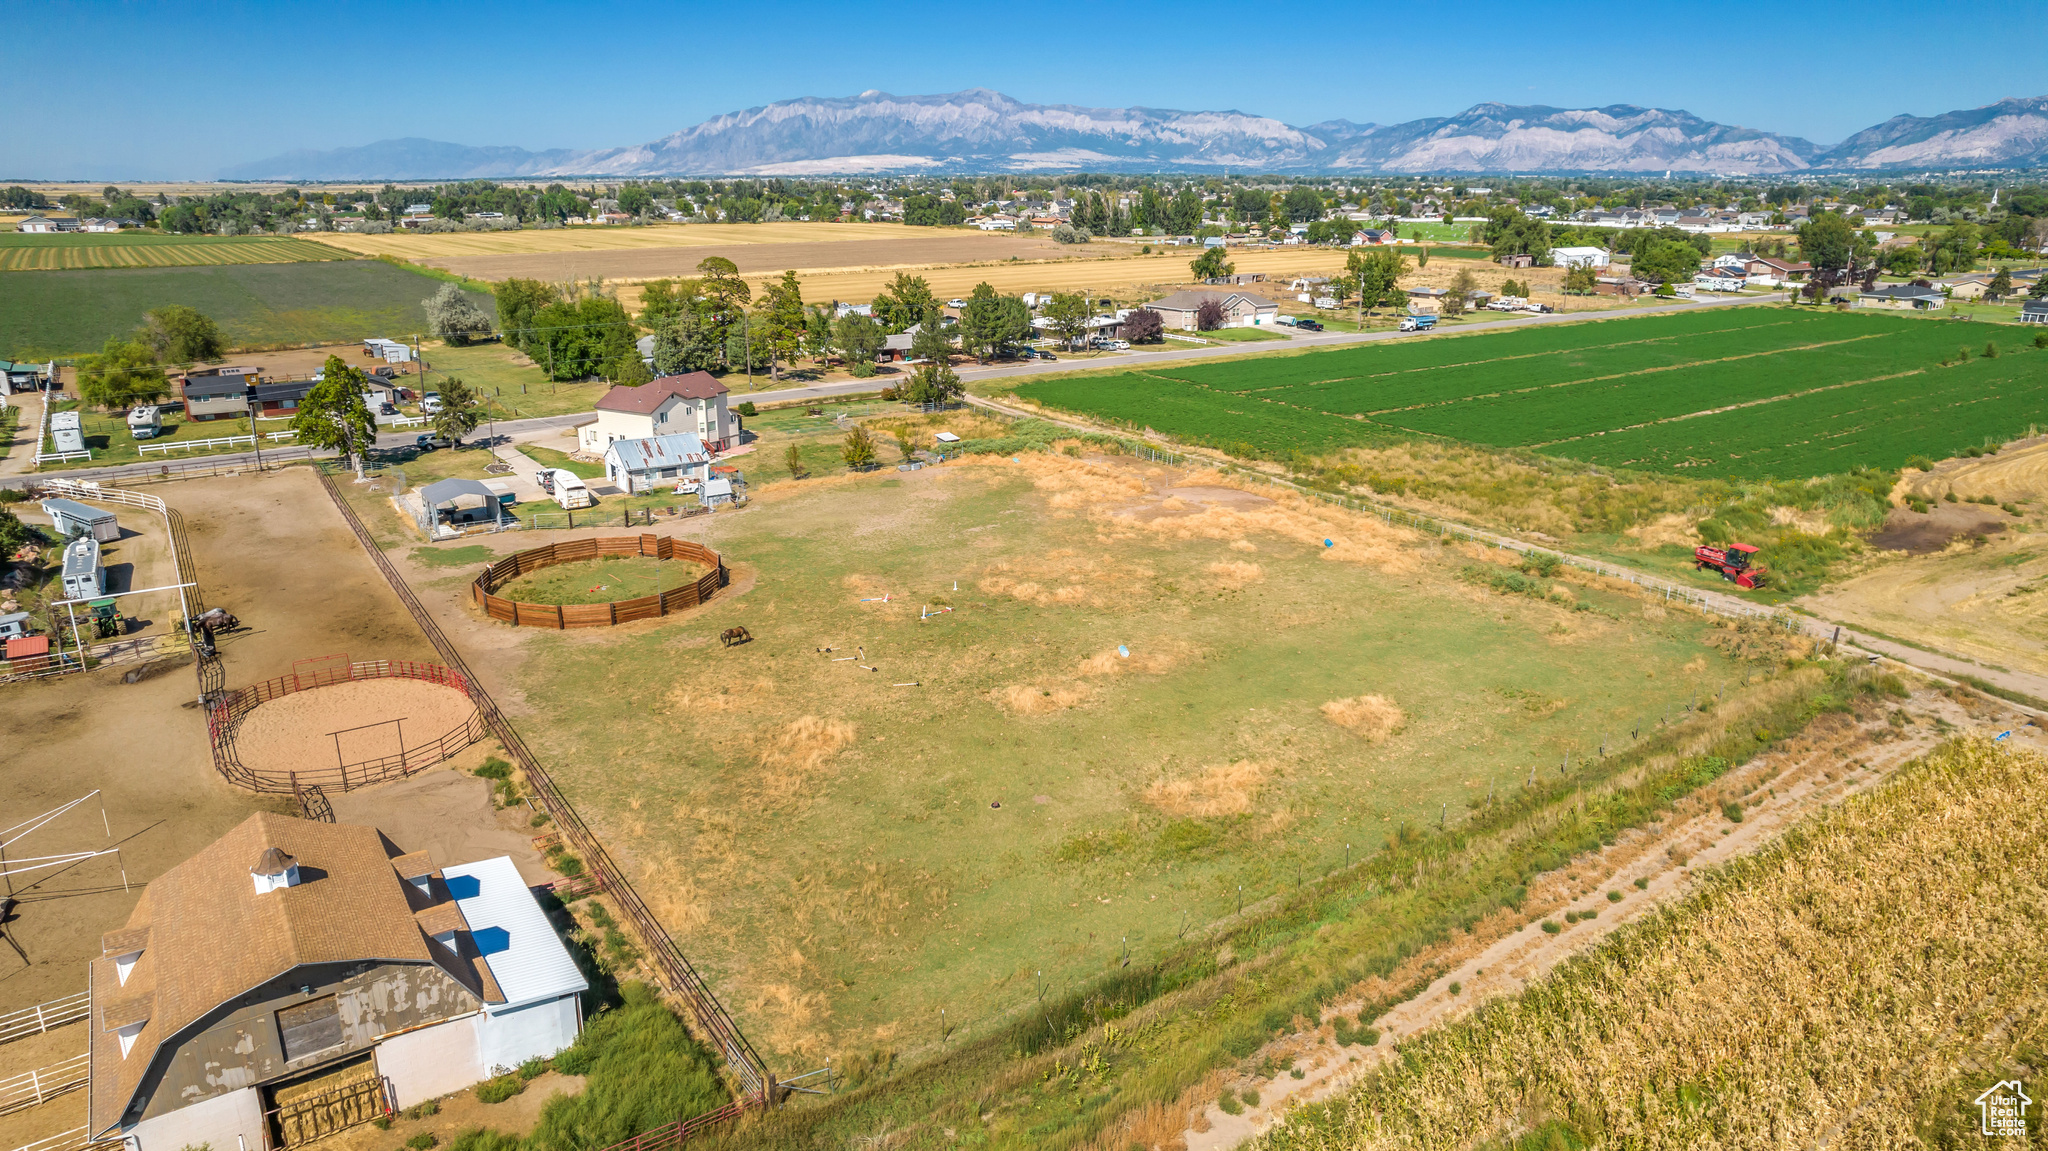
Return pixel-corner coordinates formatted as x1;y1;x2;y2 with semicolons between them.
176;366;262;422
87;813;586;1151
577;372;738;455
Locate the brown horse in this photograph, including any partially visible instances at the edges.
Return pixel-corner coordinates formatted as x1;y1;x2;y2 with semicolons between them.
720;626;752;648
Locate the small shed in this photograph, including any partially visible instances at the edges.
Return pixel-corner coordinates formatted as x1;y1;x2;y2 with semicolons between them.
61;536;104;600
41;498;119;543
417;478;506;532
701;478;737;507
934;431;961;444
604;432;711;494
4;634;50;671
0;611;30;640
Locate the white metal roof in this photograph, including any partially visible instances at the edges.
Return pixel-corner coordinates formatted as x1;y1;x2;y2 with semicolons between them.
440;856;588;1012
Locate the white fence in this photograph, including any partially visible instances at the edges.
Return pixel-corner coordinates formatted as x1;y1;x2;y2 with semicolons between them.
0;1053;88;1117
5;1127;123;1151
139;429;296;455
386;415;426;428
0;993;90;1046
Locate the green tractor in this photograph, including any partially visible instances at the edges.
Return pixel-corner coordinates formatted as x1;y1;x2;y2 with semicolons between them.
89;598;122;639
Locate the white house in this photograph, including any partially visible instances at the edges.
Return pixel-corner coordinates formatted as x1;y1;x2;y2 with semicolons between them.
577;372;737;454
603;432;712;493
1548;246;1611;270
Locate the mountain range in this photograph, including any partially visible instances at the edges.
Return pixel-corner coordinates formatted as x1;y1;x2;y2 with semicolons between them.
220;91;2048;180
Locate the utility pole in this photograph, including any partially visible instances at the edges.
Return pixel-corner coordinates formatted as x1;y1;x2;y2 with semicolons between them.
245;381;263;472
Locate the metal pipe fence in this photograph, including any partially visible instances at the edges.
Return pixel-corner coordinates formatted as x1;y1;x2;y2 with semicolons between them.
0;993;90;1047
206;659;486;794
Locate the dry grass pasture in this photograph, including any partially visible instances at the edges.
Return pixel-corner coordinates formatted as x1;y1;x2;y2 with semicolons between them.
359;450;1746;1068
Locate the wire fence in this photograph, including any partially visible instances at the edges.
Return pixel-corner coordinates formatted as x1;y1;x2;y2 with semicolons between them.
313;467;774;1116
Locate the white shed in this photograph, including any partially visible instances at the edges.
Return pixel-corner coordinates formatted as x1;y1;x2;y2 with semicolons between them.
61;536;104;600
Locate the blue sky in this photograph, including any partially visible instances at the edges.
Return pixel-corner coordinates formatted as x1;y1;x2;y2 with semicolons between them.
8;0;2047;179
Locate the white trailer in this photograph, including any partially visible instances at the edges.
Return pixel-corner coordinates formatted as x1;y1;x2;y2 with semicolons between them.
550;471;593;510
60;536;104;600
127;405;163;439
49;411;85;454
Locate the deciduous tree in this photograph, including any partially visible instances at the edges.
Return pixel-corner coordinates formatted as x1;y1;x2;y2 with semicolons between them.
833;312;886;376
1191;246;1234;281
1194;298;1226;331
137;306;224;363
871;273;937;333
424;283;492;346
294;356;377;478
1122;307;1164;343
76;338;168;411
495;278;559;351
1043;292;1092;348
1346;247;1409;315
651;311;723;376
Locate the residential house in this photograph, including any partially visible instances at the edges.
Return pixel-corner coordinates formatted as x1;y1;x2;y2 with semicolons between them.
1593;276;1653;297
1710;252;1751;269
86;813;585;1151
1405;286;1450;313
1935;274;1998;300
1745;257;1810;283
603;432;712;493
1143;290;1280;330
17;215;81;233
250;379;315;416
576;372;737;454
83;218;125;232
1693;267;1748;293
1857;284;1947;311
1353;229;1398;245
1549;246;1610;270
2017;299;2048;325
176;366;262;422
1737;211;1776;229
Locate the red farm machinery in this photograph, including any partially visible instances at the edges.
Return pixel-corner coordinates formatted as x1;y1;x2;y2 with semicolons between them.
1695;542;1766;589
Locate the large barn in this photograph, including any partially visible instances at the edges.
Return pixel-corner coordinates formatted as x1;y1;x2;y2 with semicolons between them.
87;813;586;1151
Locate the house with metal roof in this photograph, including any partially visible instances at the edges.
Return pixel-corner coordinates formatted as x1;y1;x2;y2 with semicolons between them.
86;813;585;1151
576;372;737;455
602;432;712;493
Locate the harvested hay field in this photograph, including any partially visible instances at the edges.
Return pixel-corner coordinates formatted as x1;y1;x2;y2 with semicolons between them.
377;450;1752;1068
0;232;354;271
308;221;971;258
233;677;478;773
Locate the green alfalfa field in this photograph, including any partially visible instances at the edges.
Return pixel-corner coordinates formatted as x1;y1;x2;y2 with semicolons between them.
423;452;1751;1068
1003;306;2048;478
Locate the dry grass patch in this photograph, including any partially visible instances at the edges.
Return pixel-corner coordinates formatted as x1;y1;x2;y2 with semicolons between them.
1320;695;1406;742
1143;760;1276;818
990;682;1097;715
666;677;774;713
753;716;857;802
1205;559;1265;589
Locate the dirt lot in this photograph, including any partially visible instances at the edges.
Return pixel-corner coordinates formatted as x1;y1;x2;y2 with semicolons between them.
234;676;480;773
0;469;435;1015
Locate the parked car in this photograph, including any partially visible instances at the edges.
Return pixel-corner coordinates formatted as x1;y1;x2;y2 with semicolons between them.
379;402;399;416
1294;319;1324;332
422;391;443;413
945;298;968;308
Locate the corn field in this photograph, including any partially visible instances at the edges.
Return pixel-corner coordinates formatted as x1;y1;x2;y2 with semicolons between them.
1257;737;2048;1150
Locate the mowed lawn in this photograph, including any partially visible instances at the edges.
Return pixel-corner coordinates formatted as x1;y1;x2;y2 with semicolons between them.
1007;307;2048;477
505;456;1736;1063
0;261;493;357
0;232;351;271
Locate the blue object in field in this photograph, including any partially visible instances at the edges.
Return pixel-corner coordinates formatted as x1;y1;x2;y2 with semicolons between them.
1996;730;2012;741
1118;645;1130;658
1324;539;1334;548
